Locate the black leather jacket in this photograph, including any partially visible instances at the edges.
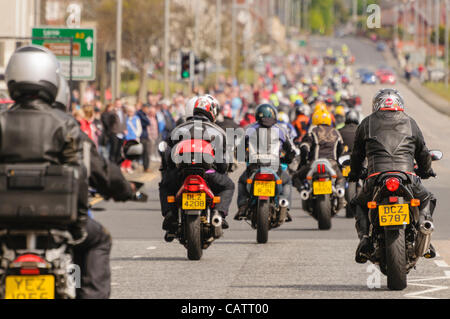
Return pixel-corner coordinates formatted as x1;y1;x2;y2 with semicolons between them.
338;123;358;154
1;99;82;165
0;99;88;225
351;111;432;177
164;115;233;174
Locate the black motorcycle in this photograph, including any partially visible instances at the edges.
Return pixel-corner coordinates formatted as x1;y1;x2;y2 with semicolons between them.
361;150;442;290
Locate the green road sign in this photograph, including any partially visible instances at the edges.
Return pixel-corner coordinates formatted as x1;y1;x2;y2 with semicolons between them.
32;27;96;81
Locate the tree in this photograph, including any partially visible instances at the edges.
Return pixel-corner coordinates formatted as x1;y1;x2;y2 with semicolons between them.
95;0;164;101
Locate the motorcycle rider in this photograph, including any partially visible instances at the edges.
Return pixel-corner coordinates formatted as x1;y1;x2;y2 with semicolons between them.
292;102;310;142
338;110;360;155
292;109;346;209
234;103;296;221
0;45;92;294
349;89;437;263
159;96;235;237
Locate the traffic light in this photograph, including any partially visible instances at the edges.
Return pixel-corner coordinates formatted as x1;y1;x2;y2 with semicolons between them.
181;52;191;79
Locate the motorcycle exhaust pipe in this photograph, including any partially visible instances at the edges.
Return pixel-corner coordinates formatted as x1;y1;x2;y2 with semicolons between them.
278;198;289;225
211;212;222;228
415;220;434;258
279;198;289;208
336;187;346;198
300;190;310;201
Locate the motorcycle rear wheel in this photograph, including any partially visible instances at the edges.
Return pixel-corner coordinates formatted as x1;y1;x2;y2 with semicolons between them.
385;228;407;290
185;214;203;260
315;195;332;230
256;201;270;244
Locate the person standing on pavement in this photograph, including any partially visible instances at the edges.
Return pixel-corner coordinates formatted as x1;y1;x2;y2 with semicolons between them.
147;105;159;162
122;105;142;174
137;103;151;172
105;99;127;164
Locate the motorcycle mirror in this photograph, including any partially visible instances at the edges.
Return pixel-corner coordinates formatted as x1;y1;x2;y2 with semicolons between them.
430;150;443;161
158;141;168;153
338;154;351;166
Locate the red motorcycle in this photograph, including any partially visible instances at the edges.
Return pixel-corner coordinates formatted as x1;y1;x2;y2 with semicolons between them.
163;139;223;260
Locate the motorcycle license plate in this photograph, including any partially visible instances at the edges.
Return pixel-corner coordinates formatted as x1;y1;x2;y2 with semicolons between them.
253;181;275;197
182;193;206;210
342;166;351;177
5;275;55;299
313;181;332;195
378;204;410;226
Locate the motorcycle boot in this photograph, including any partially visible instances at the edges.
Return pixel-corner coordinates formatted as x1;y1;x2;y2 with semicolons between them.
234;204;248;221
355;204;374;264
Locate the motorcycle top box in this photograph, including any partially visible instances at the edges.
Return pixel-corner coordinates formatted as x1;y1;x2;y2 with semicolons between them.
0;164;79;226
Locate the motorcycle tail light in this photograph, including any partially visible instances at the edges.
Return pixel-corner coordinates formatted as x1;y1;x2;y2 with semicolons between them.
186;185;200;192
246;179;253;184
255;173;275;181
20;268;40;275
186;177;200;185
385;177;400;192
14;254;45;264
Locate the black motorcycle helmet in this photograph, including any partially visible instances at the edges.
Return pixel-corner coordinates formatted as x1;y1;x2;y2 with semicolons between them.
255;103;277;128
345;110;360;125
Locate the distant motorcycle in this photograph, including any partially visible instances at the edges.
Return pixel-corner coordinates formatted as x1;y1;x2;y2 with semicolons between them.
360;150;442;290
338;155;362;218
240;158;289;244
161;140;224;260
300;159;345;230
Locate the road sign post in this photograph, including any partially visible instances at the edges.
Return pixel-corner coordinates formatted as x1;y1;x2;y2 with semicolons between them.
31;27;96;81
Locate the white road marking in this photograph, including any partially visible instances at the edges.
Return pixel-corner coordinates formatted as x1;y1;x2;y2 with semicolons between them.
404;275;450;299
111;282;120;286
434;260;450;268
132;255;143;259
405;283;447;299
146;246;157;250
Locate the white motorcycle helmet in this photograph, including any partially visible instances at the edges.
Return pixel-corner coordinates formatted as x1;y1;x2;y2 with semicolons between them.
5;45;61;103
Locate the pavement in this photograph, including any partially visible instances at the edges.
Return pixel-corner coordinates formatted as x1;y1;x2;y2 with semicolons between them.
91;36;450;299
